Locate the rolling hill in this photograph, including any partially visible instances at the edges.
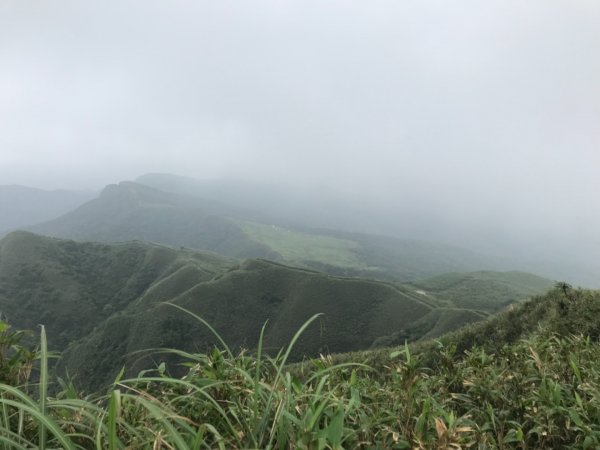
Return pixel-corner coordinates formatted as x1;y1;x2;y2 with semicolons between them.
403;270;555;312
0;230;234;350
28;181;505;282
61;257;437;389
367;271;556;348
0;231;546;390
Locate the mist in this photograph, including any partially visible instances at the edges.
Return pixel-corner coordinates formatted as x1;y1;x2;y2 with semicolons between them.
1;1;599;282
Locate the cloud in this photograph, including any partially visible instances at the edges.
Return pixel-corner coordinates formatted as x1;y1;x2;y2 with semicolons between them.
0;0;598;270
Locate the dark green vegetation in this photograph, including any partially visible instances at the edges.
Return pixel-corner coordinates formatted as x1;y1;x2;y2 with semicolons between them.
0;232;552;392
0;185;93;234
369;271;555;349
29;181;506;281
1;288;599;448
0;230;233;352
404;271;555;313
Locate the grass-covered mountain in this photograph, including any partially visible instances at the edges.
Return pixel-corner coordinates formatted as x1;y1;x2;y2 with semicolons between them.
365;271;554;348
0;232;551;390
3;283;599;448
28;181;504;282
334;284;600;373
403;270;555;312
0;230;234;351
0;185;93;234
62;257;436;389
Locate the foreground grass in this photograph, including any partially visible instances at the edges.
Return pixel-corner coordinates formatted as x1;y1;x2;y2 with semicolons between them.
2;292;600;449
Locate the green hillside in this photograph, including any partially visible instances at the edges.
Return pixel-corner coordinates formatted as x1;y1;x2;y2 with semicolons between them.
2;286;599;448
0;231;233;350
367;270;555;348
61;257;438;389
2;232;488;390
236;220;366;269
426;285;600;358
331;284;600;371
29;181;506;281
404;270;555;312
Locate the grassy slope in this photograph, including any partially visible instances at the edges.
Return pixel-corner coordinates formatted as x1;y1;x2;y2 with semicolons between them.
236;220;366;269
405;270;555;312
62;258;437;389
0;231;556;392
330;286;600;373
428;286;600;357
3;289;599;449
0;231;233;350
0;232;446;390
309;228;504;281
237;219;507;281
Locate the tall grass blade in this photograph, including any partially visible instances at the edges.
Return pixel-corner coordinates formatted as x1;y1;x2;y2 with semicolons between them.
163;302;234;358
265;313;322;447
0;387;74;450
38;325;48;450
107;389;122;450
1;394;9;450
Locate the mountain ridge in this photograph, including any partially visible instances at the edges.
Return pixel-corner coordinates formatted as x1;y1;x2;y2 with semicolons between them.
27;181;511;282
0;231;554;390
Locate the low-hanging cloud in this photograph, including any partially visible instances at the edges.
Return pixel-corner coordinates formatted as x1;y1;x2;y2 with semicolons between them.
1;0;599;278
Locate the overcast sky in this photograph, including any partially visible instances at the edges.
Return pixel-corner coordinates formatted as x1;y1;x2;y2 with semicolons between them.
1;0;599;270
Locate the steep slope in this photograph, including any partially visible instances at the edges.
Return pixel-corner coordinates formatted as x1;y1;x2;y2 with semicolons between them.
0;185;93;233
0;232;450;389
333;286;600;372
61;258;441;389
0;232;559;391
0;231;234;349
431;286;600;357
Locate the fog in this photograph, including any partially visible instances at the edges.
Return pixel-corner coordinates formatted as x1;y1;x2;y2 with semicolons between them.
1;1;599;281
